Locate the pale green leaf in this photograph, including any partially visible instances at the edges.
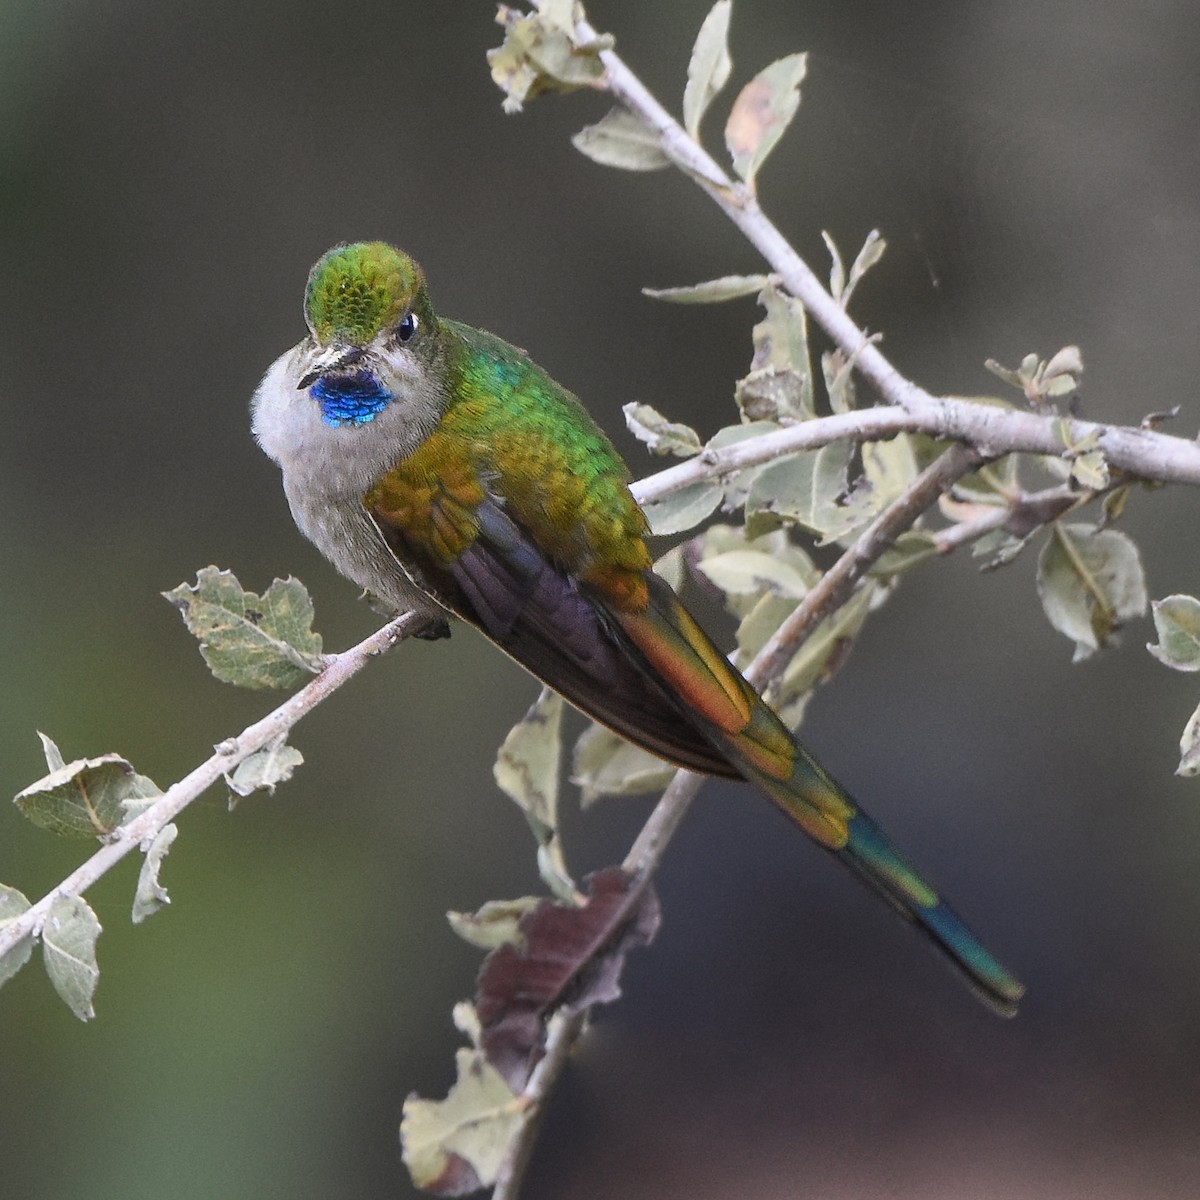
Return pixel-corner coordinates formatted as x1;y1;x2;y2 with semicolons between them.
724;52;807;186
401;1048;528;1193
37;732;65;773
973;529;1034;571
571;724;676;805
707;420;782;511
1148;595;1200;672
842;229;886;309
1037;524;1148;661
447;898;541;951
744;442;855;539
1070;449;1109;490
868;529;940;578
225;735;304;801
1178;702;1200;777
494;689;574;899
164;568;323;690
42;894;101;1021
0;885;33;990
642;480;723;536
131;824;177;924
777;582;877;702
623;402;702;457
643;274;768;303
822;231;846;302
821;348;858;415
14;746;162;839
696;548;811;598
683;0;733;138
653;544;686;592
572;107;670;170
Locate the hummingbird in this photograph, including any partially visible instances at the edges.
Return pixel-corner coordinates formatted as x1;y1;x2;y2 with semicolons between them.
252;241;1023;1013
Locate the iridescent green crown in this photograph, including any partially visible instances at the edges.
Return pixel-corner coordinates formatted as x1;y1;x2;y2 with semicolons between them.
304;242;427;345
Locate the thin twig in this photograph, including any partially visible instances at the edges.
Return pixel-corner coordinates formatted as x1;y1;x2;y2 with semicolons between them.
0;611;429;963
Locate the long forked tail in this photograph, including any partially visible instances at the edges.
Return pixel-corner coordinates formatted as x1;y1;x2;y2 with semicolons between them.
617;574;1025;1015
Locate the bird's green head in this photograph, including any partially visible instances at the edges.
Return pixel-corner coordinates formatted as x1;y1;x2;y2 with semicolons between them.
304;242;435;347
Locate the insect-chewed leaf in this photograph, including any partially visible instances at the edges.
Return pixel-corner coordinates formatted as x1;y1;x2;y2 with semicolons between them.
401;1046;527;1195
164;567;323;690
571;723;676;805
623;402;702;457
683;0;733;138
132;823;177;925
14;738;162;839
573;106;670;170
1148;595;1200;672
494;690;574;899
1037;524;1148;662
643;274;768;304
447;898;542;952
224;735;304;802
476;868;660;1090
488;0;613;114
42;894;101;1020
724;52;807;186
737;281;814;421
642;480;723;536
0;884;34;990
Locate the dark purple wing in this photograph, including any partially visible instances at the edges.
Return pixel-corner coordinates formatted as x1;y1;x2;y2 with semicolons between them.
370;497;738;778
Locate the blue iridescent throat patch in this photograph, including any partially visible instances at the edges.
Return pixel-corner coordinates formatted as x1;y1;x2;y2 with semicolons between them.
311;370;393;427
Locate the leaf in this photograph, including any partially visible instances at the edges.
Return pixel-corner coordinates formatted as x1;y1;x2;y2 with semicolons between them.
745;442;864;541
224;735;304;801
476;867;660;1089
42;894;101;1020
1178;702;1200;777
37;731;65;772
572;106;670;170
0;885;34;990
842;229;887;309
164;568;323;690
571;723;676;804
448;898;542;951
488;1;613;114
623;402;702;457
724;52;807;187
868;529;940;578
972;529;1034;571
493;689;574;900
131;823;177;925
643;274;768;304
776;582;877;703
401;1046;527;1195
696;548;811;598
736;281;814;421
653;544;686;592
705;421;783;511
642;480;723;536
683;0;733;138
1148;595;1200;672
14;743;162;839
1037;523;1148;661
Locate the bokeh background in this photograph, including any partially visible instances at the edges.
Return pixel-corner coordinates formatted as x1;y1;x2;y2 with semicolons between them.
3;1;1200;1197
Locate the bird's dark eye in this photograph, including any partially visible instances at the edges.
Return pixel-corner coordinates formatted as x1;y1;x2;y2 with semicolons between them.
396;311;418;343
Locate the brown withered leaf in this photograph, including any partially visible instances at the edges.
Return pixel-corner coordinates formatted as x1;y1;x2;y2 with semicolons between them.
476;867;660;1089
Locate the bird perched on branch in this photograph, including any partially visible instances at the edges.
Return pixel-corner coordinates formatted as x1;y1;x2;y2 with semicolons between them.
252;241;1022;1013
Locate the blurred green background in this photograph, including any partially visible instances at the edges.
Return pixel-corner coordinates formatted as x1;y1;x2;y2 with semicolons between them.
3;1;1200;1197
